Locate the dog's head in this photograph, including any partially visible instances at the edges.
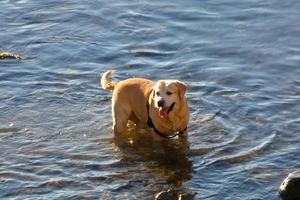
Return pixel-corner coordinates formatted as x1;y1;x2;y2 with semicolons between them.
151;80;187;118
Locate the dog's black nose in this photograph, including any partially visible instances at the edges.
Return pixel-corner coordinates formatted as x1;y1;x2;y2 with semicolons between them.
157;100;165;107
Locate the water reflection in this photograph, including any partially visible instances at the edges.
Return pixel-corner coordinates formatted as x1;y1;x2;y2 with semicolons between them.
112;128;193;187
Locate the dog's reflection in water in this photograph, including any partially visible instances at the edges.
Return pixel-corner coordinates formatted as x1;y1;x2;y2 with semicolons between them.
112;126;193;186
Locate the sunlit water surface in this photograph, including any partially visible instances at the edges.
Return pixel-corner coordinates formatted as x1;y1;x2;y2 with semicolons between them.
1;0;300;199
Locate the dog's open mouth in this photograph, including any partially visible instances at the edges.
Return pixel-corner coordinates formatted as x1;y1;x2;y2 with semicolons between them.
158;102;175;118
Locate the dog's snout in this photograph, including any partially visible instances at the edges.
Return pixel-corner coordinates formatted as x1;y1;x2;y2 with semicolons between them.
157;100;165;107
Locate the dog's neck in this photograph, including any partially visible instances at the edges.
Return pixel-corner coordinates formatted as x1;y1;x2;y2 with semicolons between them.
148;98;189;134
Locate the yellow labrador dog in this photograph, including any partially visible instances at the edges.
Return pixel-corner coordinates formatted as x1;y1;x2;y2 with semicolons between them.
101;70;189;138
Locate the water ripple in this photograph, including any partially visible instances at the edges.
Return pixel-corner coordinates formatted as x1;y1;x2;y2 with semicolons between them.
1;0;300;199
208;133;277;166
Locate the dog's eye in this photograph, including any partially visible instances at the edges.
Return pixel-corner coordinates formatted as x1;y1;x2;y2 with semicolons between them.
156;91;160;96
166;91;172;96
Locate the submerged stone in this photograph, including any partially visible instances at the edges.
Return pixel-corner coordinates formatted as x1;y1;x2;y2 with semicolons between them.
279;170;300;200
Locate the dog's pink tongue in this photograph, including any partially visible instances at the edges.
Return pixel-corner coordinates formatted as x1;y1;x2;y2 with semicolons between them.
159;107;168;118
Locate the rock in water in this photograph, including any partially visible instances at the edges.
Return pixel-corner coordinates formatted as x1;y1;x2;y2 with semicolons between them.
155;188;196;200
0;52;22;60
279;170;300;200
155;189;177;200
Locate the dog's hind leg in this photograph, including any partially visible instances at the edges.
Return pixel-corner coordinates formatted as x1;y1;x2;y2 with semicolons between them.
111;101;131;134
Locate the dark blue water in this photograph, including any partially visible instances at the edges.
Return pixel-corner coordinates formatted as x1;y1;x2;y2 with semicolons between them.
1;0;300;199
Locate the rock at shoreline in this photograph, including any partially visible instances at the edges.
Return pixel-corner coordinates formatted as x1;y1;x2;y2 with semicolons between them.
155;188;196;200
0;52;22;60
279;170;300;200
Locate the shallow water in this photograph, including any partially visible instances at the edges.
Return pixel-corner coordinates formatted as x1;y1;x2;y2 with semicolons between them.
1;0;300;199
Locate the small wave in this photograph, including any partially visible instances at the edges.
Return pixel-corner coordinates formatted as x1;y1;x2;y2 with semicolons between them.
0;171;37;182
207;133;276;166
130;49;175;57
0;127;21;134
38;179;74;189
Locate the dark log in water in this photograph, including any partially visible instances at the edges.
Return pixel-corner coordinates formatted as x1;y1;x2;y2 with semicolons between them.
0;52;22;60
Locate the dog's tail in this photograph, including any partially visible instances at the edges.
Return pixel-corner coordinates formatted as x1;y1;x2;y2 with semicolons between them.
101;70;116;91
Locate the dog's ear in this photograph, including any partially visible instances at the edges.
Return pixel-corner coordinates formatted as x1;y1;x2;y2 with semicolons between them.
148;87;156;106
151;87;156;98
175;81;187;99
